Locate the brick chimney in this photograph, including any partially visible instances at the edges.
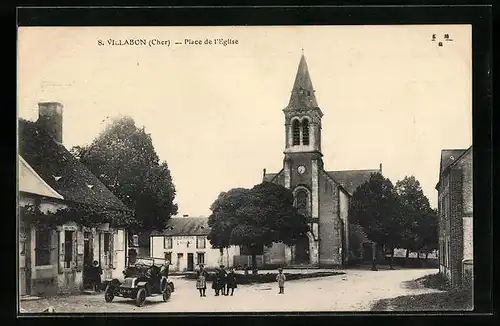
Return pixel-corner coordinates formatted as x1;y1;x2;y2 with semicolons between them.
37;102;63;143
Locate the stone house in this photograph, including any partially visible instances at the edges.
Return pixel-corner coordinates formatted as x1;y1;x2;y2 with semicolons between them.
436;146;473;287
18;102;132;296
150;217;240;272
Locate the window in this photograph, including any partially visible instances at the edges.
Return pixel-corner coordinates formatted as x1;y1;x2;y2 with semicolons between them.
164;237;173;249
103;233;111;254
36;229;52;266
64;231;74;268
164;252;172;263
295;190;309;216
132;235;139;247
292;120;301;145
196;237;206;249
302;120;310;145
197;253;205;265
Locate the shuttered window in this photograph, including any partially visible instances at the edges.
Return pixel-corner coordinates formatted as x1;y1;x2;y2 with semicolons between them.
292;120;301;145
196;237;206;249
35;229;51;266
64;231;74;268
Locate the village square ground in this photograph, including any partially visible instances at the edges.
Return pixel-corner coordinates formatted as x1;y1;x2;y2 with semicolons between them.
19;268;442;313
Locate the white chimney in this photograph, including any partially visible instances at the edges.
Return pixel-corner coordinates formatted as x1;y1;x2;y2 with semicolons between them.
37;102;63;143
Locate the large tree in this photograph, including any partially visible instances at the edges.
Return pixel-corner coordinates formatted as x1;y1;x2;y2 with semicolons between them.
350;172;402;269
207;182;309;273
71;116;178;231
395;176;436;264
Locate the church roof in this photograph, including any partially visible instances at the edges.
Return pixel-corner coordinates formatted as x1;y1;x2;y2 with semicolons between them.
286;53;319;110
327;169;380;195
263;172;278;182
18;119;129;211
151;217;210;237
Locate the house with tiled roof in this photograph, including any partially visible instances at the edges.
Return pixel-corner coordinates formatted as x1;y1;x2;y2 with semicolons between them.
150;216;240;272
262;54;382;267
18;102;132;297
436;146;473;287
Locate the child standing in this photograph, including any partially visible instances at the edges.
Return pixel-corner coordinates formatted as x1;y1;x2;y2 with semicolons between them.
276;268;286;294
225;268;237;296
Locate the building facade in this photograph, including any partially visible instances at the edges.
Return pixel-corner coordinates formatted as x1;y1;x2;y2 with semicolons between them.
18;102;131;296
436;147;473;287
262;54;381;267
150;217;240;272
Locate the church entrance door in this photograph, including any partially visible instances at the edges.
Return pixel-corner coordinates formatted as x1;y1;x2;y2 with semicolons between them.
294;235;310;264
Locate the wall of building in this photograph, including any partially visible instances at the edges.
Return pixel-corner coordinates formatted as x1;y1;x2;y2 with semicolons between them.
150;235;240;272
263;242;292;266
438;150;473;287
318;171;342;266
339;189;350;262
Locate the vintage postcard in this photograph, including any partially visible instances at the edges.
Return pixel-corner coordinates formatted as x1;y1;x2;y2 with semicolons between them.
17;24;474;314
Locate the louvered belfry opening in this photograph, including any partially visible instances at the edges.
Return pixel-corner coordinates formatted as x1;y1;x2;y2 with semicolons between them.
292;120;301;145
302;119;310;145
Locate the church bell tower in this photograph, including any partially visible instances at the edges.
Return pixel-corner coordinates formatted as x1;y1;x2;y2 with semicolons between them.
282;53;323;265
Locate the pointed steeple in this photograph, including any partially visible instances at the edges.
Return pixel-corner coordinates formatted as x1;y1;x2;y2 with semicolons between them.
287;53;319;110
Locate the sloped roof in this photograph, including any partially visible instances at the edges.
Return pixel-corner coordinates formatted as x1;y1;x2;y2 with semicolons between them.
439;149;469;173
436;147;471;189
152;217;210;237
327;169;380;195
286;54;319;110
263;169;284;184
263;172;277;182
18;119;129;211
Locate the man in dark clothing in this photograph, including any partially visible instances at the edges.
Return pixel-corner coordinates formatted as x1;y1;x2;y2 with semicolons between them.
218;265;227;296
225;268;237;296
91;260;103;292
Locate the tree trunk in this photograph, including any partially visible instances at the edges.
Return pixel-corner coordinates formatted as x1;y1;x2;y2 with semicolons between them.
389;248;395;270
405;248;410;266
251;253;258;275
425;252;429;260
371;243;378;271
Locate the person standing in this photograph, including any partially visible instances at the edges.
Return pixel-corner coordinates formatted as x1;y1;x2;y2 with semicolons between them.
225;267;237;296
91;260;103;292
276;268;286;294
196;264;208;297
218;265;227;296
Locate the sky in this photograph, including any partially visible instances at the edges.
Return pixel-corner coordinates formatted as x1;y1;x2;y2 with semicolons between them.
18;25;472;216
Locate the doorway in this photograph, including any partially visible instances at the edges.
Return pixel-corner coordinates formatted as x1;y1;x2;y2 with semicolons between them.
82;232;93;289
187;253;194;271
294;234;310;264
176;253;183;271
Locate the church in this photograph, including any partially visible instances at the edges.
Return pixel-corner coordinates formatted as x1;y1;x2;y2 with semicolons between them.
262;53;382;267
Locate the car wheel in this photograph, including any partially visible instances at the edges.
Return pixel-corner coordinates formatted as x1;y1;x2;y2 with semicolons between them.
136;288;146;307
162;286;171;302
104;285;114;303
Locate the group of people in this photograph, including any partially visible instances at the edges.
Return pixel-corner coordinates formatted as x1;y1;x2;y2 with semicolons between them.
195;264;237;297
196;264;288;296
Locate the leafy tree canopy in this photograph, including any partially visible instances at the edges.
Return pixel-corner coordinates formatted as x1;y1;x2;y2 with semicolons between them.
350;172;402;249
71;116;178;231
207;182;310;252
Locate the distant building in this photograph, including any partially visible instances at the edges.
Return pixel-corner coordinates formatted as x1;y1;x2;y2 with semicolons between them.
150;217;240;272
262;53;382;267
436;146;473;287
18;102;131;296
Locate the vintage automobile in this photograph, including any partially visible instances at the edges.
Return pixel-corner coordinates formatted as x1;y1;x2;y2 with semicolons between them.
103;256;174;307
